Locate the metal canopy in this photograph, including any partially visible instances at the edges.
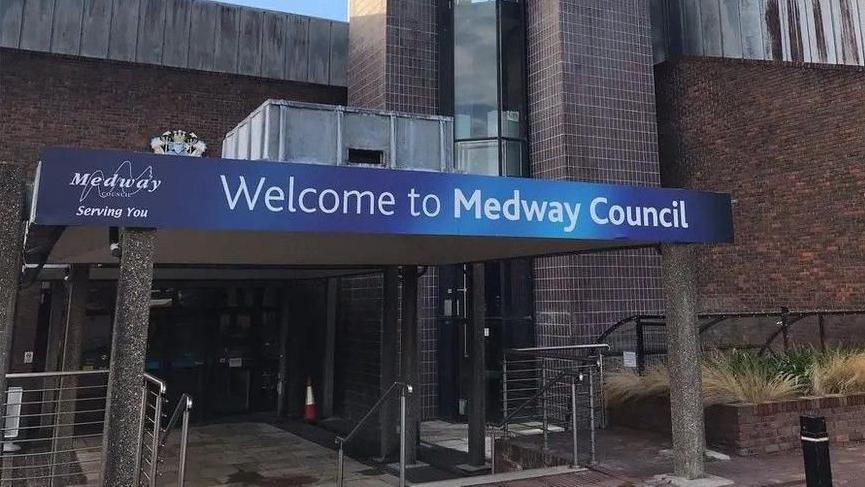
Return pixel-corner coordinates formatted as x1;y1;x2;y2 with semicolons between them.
28;147;734;268
42;226;636;266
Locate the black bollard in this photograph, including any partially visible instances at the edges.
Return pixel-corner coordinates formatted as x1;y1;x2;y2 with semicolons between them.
800;415;832;487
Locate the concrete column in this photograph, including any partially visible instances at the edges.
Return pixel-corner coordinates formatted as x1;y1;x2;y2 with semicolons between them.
101;229;155;486
322;278;338;418
379;267;399;458
277;286;291;417
399;266;419;465
661;244;705;479
468;263;487;467
0;163;25;426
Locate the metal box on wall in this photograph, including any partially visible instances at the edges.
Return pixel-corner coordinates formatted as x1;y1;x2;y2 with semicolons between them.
223;100;454;172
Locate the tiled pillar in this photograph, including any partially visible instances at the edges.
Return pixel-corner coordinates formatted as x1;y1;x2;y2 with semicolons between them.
527;0;665;348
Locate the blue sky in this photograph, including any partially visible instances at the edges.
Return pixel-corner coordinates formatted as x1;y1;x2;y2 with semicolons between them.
217;1;347;20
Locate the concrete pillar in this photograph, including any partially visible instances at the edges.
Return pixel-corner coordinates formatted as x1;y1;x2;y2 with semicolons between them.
322;278;338;418
468;263;487;467
661;244;705;479
277;286;291;417
100;229;155;486
380;267;399;458
0;163;26;426
399;266;419;465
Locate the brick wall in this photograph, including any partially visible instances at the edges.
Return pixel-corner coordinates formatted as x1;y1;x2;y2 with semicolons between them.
707;394;865;455
526;0;665;349
655;57;865;313
0;48;345;168
609;394;865;456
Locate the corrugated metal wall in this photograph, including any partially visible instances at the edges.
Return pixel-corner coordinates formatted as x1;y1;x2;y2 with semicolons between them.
0;0;347;86
652;0;865;66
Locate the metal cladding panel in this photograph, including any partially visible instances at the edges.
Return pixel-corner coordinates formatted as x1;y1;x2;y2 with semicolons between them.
342;112;391;164
652;0;865;66
237;7;263;76
740;0;766;58
0;0;24;48
285;15;309;81
394;118;452;172
227;101;453;172
279;105;339;164
187;0;217;71
213;3;240;73
19;0;54;52
107;0;140;62
682;0;705;55
720;0;744;57
329;21;348;86
261;11;288;79
308;17;331;85
4;0;347;86
161;0;191;67
51;0;85;55
249;110;265;160
136;0;167;64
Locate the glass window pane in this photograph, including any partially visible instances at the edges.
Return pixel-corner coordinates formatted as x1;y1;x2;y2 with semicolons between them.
456;140;499;176
499;0;527;140
502;139;527;177
454;0;498;140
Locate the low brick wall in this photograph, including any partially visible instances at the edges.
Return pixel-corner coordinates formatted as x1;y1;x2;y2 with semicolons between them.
609;393;865;455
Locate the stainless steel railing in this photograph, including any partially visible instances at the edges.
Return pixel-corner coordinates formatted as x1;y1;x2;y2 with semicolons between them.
490;344;608;473
335;382;412;487
0;369;109;486
0;369;189;486
159;393;193;487
137;373;167;486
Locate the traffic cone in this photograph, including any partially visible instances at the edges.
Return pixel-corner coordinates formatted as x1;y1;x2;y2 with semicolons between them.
303;377;317;422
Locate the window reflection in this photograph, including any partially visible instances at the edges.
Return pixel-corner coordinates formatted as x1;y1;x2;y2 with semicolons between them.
453;0;528;177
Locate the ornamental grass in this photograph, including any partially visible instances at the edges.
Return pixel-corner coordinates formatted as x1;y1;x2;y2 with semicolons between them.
605;347;865;407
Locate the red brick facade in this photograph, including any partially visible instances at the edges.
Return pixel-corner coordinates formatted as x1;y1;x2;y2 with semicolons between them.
0;48;345;374
656;57;865;312
0;48;345;169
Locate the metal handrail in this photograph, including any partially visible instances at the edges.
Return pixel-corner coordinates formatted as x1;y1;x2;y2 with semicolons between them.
335;382;412;487
159;394;193;487
492;370;569;430
6;369;109;379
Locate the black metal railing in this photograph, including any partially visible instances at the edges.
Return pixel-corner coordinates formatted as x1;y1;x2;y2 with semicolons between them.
596;308;865;373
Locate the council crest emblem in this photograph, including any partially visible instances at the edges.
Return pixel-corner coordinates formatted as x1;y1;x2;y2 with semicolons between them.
150;130;207;157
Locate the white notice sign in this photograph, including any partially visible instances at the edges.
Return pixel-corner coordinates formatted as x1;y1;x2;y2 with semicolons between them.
623;351;637;368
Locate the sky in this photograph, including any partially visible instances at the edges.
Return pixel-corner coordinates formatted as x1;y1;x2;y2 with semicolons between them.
217;1;347;21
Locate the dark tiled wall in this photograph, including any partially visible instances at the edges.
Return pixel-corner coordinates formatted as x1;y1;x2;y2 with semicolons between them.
347;0;387;109
655;57;865;313
526;1;665;347
344;0;441;419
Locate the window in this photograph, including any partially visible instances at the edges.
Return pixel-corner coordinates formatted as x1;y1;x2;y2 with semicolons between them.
452;0;528;177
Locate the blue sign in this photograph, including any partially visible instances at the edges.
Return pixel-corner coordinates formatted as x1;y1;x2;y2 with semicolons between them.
31;147;733;244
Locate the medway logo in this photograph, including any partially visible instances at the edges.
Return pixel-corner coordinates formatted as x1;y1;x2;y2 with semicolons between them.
69;161;162;202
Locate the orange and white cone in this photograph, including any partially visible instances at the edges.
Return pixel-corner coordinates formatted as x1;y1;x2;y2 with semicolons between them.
303;377;317;422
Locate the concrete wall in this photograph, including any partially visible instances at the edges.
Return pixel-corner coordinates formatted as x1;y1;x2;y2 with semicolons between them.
0;0;347;86
652;0;865;66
